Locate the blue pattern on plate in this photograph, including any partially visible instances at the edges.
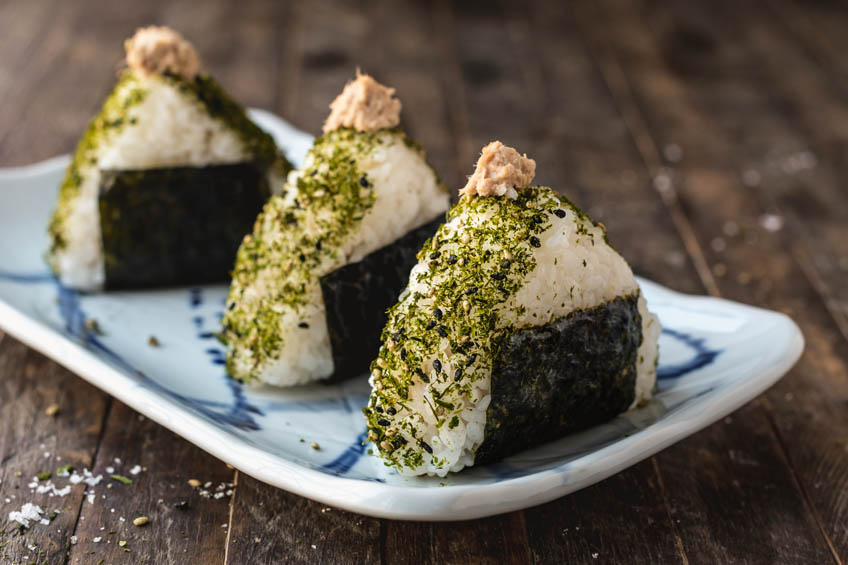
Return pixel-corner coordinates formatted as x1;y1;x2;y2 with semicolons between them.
657;328;721;380
0;270;264;430
0;268;723;480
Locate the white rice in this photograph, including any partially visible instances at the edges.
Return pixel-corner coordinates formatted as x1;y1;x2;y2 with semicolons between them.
383;193;660;476
250;133;449;386
54;75;284;290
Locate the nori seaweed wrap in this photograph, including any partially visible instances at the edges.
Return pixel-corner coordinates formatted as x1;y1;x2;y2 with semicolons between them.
47;26;291;290
364;142;661;476
221;72;450;387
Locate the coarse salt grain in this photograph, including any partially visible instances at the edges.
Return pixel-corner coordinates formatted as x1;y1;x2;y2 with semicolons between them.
759;214;784;232
129;465;142;475
8;503;43;528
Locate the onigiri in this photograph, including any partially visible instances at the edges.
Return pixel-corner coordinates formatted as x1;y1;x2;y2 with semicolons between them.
364;141;660;476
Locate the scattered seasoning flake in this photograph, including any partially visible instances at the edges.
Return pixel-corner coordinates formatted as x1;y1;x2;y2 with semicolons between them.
84;318;104;335
133;516;149;527
118;541;127;547
70;535;78;545
111;474;133;485
188;479;201;487
35;471;51;481
56;464;73;476
310;442;321;451
147;336;160;347
45;404;61;417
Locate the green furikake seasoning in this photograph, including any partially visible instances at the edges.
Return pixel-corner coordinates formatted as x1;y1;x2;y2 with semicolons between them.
48;72;148;262
222;128;411;381
363;187;600;472
47;70;290;268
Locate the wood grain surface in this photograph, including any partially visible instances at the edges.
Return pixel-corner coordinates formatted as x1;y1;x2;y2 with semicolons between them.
0;0;846;563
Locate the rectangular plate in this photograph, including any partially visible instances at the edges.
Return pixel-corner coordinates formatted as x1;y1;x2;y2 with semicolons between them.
0;110;803;520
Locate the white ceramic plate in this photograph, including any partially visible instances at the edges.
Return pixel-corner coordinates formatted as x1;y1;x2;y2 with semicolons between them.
0;110;803;520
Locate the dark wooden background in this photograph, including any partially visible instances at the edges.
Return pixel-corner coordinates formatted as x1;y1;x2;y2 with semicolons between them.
1;0;847;563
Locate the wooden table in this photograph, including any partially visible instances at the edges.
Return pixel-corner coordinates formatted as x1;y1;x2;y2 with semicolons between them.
1;0;846;562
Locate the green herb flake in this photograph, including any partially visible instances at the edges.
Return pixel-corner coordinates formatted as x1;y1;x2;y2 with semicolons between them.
110;474;133;485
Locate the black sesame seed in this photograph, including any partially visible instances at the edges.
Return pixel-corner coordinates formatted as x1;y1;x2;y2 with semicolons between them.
375;406;384;413
425;320;437;331
315;239;322;251
433;308;443;320
465;286;478;295
227;302;235;311
466;354;477;367
251;253;259;261
359;176;369;187
387;407;397;415
299;253;306;262
377;418;391;427
529;236;542;248
429;251;441;260
416;368;430;383
553;208;566;218
420;441;433;454
436;326;448;338
491;273;506;281
298;322;309;329
174;501;189;510
433;359;442;373
453;367;463;381
392;332;401;341
501;259;511;269
447;255;458;265
533;214;544;224
400;348;407;360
